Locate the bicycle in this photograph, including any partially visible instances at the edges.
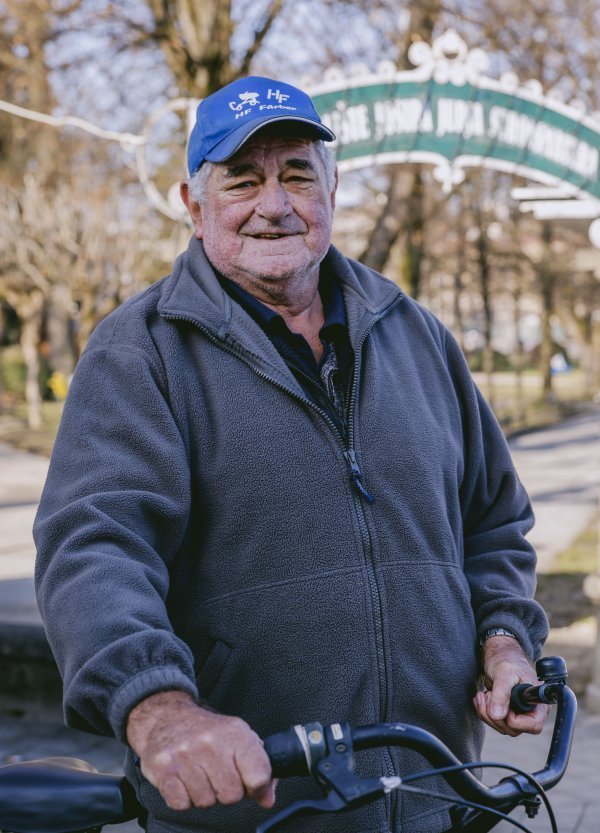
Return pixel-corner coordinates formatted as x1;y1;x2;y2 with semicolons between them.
0;656;576;833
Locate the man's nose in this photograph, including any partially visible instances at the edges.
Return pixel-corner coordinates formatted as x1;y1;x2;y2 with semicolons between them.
255;179;292;220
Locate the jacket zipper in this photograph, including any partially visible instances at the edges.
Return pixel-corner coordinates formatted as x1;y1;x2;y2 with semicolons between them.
285;381;372;501
343;301;403;799
163;295;402;788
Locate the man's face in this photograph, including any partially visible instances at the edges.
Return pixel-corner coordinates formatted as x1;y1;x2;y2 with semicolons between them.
183;131;337;299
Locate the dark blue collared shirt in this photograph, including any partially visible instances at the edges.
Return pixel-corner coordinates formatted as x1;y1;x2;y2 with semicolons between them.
218;270;354;443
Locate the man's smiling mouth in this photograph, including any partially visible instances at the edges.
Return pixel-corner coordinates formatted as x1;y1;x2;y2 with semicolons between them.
249;232;299;239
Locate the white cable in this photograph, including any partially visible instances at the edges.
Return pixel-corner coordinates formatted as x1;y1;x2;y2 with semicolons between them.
0;99;145;148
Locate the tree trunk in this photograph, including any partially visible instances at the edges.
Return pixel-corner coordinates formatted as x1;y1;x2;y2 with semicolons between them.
452;267;464;352
359;168;411;274
475;227;495;408
360;0;440;279
19;292;44;430
592;319;600;395
538;223;555;401
0;304;6;413
402;172;425;299
512;277;526;427
47;283;76;379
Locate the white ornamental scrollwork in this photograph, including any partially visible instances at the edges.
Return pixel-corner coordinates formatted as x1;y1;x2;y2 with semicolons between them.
407;29;489;86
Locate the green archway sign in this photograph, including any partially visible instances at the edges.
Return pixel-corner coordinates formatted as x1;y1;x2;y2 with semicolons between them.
307;30;600;204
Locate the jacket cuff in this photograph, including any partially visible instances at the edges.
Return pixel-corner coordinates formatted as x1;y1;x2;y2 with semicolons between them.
109;665;199;742
477;613;545;662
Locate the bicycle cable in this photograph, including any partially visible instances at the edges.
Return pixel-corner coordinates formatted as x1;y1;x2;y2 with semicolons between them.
396;760;557;833
395;783;536;833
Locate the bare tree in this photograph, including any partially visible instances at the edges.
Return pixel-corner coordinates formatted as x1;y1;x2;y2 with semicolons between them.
0;173;163;425
356;0;442;286
48;0;286;103
0;1;80;424
0;0;84;185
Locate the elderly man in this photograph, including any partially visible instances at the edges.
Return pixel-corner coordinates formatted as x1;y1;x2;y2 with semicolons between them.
34;76;548;833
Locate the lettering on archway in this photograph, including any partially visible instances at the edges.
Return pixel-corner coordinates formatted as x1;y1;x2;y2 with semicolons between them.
306;30;600;203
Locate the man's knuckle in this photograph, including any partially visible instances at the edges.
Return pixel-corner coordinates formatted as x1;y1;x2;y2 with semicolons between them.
246;773;270;793
532;723;544;735
186;767;216;807
229;716;248;733
199;729;217;747
218;785;245;805
189;727;220;755
154;749;178;769
160;777;190;810
193;793;217;809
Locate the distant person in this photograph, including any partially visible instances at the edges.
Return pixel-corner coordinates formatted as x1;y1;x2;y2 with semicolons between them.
34;75;549;833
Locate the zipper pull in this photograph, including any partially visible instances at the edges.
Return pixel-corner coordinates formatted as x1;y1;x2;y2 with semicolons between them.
344;450;374;503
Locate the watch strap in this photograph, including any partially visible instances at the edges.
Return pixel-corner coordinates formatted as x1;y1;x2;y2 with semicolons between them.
479;627;517;647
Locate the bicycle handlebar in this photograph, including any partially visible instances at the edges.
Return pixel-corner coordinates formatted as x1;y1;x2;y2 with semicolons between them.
266;660;575;775
259;656;576;833
0;657;576;833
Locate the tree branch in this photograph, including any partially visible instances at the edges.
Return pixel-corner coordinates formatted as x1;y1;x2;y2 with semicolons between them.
238;0;283;76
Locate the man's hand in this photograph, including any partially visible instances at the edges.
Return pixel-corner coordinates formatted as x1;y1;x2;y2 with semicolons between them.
473;636;549;737
126;690;276;811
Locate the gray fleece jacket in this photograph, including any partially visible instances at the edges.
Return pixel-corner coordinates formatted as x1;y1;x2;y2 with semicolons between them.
34;238;548;833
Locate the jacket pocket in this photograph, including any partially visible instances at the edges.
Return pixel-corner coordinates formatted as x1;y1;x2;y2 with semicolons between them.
196;637;233;699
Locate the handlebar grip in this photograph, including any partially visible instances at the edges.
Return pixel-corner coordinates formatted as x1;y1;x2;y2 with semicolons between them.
510;657;569;713
510;683;538;713
264;729;308;778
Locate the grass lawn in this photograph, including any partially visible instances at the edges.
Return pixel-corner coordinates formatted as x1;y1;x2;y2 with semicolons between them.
473;369;593;433
550;518;599;575
0;401;63;458
535;512;599;629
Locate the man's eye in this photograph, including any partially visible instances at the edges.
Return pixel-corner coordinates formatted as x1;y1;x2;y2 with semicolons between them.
228;180;256;190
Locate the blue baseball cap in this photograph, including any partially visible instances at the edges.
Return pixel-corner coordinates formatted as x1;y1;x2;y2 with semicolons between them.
187;76;336;174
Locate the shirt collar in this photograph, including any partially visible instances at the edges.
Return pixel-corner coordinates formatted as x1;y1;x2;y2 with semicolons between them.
319;269;347;332
217;269;347;334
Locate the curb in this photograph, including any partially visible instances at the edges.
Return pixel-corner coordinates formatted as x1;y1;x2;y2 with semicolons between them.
0;622;62;713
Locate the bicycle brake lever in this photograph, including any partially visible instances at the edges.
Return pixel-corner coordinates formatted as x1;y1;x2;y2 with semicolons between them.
255;792;347;833
256;723;393;833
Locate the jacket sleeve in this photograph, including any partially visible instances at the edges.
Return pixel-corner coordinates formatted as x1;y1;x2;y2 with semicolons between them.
444;332;549;661
33;339;199;741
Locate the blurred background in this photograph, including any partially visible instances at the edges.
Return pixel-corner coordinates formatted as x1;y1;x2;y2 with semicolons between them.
1;0;600;448
0;2;599;830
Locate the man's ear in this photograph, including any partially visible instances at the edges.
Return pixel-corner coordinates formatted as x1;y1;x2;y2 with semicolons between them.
180;181;203;238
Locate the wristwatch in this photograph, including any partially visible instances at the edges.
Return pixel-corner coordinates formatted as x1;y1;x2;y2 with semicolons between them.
479;627;517;647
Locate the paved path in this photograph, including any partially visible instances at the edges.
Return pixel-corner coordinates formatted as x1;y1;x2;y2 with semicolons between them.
509;411;600;572
481;705;600;833
0;442;48;624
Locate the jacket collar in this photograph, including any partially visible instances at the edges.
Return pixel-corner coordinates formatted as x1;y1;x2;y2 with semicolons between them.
157;236;403;355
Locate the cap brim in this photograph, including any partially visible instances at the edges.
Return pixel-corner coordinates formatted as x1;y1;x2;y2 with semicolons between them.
205;116;336;163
